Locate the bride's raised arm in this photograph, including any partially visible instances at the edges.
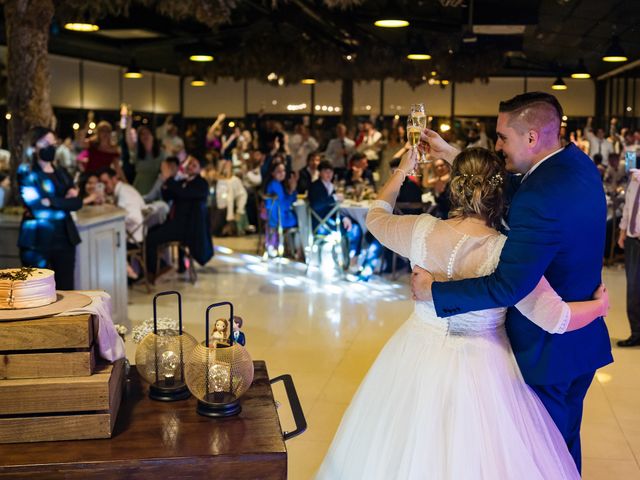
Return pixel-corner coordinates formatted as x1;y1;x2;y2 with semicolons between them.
366;146;423;259
515;277;609;334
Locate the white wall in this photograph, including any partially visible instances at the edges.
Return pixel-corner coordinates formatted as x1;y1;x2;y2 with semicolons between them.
0;47;600;118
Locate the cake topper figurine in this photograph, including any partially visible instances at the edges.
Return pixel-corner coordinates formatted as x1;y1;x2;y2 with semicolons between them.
232;316;246;346
210;318;230;345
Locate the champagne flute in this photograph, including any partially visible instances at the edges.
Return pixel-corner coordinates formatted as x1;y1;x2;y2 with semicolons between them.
406;116;421;177
410;103;430;166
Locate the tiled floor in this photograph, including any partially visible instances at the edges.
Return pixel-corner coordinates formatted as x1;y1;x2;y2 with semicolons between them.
125;237;640;479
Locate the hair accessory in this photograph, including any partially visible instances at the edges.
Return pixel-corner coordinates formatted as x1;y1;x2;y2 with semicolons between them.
489;173;503;188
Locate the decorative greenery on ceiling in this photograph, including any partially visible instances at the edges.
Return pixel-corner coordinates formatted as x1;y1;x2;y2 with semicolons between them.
53;0;504;84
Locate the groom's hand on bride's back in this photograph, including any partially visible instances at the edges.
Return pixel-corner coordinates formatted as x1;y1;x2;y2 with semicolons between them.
411;267;434;301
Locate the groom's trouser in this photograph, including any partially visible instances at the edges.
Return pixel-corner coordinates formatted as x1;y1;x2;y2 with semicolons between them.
531;372;595;473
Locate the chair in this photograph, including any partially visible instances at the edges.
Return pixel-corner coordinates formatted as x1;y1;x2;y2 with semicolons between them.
155;241;198;284
305;201;349;274
258;192;303;260
126;220;151;293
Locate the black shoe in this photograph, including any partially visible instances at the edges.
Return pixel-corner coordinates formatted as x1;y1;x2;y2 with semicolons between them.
617;335;640;347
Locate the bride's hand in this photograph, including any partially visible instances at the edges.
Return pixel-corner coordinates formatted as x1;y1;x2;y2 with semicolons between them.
592;284;610;317
398;146;418;175
421;129;459;164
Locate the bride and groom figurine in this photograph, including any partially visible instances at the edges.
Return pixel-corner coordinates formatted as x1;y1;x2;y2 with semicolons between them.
210;316;246;346
316;92;612;479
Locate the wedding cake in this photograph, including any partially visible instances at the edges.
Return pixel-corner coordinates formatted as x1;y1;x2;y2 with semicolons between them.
0;268;57;309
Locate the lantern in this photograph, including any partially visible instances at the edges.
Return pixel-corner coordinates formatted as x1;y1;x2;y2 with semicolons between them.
185;301;254;417
135;291;198;401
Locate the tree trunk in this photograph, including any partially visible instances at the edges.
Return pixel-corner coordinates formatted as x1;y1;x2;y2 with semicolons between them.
340;78;354;134
4;0;55;205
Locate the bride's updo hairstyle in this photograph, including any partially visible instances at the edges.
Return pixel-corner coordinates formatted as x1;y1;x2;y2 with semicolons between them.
448;147;506;230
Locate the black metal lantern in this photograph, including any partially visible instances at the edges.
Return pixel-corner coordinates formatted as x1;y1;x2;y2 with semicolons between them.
184;301;254;417
135;291;198;401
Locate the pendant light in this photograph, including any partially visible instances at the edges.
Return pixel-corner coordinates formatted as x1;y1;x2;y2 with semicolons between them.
602;36;627;62
191;76;206;87
571;59;590;79
551;77;567;91
124;60;143;79
407;36;431;60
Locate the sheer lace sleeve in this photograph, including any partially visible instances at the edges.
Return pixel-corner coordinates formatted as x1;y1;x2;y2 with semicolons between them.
366;200;421;260
515;276;571;334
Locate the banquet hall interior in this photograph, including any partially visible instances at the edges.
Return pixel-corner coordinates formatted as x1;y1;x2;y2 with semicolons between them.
0;0;639;478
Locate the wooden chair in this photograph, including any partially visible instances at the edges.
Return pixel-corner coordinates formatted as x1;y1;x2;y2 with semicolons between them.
155;241;198;284
126;221;151;293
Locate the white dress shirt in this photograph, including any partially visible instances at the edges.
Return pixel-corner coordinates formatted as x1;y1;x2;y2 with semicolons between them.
585;130;614;165
114;181;146;243
216;176;248;221
620;176;640;238
325;137;356;168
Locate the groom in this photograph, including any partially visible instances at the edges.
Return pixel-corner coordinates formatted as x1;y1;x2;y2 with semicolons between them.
412;92;613;472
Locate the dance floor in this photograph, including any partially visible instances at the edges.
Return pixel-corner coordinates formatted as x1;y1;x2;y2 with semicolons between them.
125;237;640;479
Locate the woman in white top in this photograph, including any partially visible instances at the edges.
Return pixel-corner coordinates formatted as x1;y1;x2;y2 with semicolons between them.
316;147;609;479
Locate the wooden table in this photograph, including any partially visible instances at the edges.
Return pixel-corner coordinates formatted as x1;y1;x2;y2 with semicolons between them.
0;361;288;479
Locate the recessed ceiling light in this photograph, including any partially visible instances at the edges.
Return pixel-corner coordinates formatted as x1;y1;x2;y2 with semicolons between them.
64;23;99;32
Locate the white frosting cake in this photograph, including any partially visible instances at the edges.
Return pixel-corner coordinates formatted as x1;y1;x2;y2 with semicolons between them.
0;268;57;309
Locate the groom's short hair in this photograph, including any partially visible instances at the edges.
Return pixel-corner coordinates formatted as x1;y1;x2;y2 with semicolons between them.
499;92;563;139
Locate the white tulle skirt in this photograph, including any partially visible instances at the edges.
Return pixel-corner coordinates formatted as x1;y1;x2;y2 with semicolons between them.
316;311;580;480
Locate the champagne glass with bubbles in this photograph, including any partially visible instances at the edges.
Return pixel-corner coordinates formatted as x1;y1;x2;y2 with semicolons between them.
410;103;430;166
406;104;425;176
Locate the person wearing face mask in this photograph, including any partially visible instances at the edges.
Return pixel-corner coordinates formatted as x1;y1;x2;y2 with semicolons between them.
17;126;82;290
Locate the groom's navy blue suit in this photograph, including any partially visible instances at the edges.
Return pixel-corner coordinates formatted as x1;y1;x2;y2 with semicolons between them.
432;143;613;471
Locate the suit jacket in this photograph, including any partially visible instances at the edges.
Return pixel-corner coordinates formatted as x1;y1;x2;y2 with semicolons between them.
17;162;82;251
162;175;213;266
308;179;336;223
432;144;613;385
297;167;316;194
233;331;246;346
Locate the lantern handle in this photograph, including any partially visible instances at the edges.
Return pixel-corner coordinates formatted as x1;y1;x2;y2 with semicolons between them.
205;301;234;347
270;374;307;441
153;290;183;335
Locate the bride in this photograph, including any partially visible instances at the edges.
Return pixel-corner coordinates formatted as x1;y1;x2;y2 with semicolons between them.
316;147;609;479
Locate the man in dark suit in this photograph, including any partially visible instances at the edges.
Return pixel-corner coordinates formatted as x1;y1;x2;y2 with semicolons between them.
146;155;213;281
412;92;612;472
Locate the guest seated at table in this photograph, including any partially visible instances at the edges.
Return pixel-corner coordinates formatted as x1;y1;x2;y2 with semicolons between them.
264;160;299;256
297;152;321;195
79;172;105;206
603;152;627;195
145;156;213;282
212;160;248;236
308;161;362;261
424;158;451;219
99;167;147;280
345;152;376;191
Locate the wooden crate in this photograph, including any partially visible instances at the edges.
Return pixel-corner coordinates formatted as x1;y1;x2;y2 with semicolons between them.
0;314;96;379
0;359;125;443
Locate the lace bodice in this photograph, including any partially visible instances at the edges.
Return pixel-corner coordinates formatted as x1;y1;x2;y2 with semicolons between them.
366;200;570;336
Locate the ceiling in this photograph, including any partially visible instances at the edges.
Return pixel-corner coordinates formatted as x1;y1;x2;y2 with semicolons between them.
1;0;638;83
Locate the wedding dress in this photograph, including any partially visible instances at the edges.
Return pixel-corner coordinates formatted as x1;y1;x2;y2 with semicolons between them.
316;200;580;479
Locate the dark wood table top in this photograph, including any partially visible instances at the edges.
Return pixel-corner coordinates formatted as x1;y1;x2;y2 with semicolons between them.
0;361;287;480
